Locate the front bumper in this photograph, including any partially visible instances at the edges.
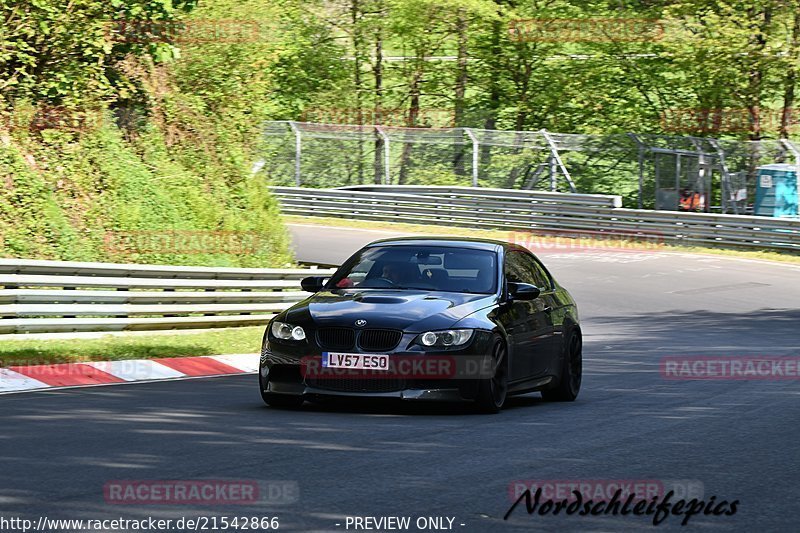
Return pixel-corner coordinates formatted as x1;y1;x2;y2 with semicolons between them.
260;330;494;402
267;378;470;402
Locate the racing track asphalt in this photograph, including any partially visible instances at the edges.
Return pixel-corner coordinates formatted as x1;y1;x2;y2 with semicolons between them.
1;223;798;532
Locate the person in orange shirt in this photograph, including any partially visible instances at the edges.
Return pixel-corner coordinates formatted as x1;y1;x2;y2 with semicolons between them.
679;188;704;211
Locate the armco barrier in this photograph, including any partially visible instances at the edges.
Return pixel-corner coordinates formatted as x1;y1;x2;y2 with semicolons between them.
272;186;800;251
0;259;333;334
336;185;624;208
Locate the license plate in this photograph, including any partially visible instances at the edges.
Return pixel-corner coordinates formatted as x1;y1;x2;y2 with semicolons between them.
322;352;390;371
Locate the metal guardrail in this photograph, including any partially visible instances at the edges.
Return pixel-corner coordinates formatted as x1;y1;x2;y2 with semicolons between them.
272;186;800;252
0;259;319;279
336;185;623;208
0;259;333;334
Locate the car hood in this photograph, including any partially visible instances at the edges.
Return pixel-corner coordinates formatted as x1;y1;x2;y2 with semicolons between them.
283;289;497;332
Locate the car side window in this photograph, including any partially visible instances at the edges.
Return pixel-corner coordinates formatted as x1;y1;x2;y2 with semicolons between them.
504;251;537;286
509;251;552;290
531;259;552;290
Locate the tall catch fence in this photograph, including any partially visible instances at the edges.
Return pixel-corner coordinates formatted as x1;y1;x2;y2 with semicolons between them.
259;121;800;213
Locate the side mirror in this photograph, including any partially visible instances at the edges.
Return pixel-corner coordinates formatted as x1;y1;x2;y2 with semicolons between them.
301;276;327;293
508;282;540;301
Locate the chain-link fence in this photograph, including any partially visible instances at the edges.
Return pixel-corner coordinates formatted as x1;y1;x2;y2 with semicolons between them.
257;121;800;212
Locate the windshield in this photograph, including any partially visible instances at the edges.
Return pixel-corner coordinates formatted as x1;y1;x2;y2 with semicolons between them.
326;245;498;294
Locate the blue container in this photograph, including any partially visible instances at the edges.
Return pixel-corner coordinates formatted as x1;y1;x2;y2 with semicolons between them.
754;164;798;217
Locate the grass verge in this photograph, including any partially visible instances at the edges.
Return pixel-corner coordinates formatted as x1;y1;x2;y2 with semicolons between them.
0;326;264;367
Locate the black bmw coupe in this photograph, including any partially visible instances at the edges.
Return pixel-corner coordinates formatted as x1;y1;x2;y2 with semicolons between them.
259;237;581;412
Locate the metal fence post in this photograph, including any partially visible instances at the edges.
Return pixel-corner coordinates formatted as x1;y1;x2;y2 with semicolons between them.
288;121;302;186
709;138;738;214
375;126;391;185
462;128;480;187
627;133;646;209
540;129;576;192
675;153;681;208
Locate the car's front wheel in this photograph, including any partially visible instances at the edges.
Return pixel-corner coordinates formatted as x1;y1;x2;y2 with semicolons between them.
475;337;508;413
259;372;304;409
542;328;582;402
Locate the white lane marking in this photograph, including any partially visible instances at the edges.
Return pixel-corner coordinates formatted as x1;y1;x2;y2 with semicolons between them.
665;252;800;270
85;360;185;381
0;369;49;392
0;373;255;396
539;252;670;263
210;353;260;373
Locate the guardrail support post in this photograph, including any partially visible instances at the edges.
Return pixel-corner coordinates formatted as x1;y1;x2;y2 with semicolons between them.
463;128;480;187
376;126;391;185
288;121;302;186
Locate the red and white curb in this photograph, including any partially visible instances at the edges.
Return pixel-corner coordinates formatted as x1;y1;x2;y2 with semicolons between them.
0;353;258;395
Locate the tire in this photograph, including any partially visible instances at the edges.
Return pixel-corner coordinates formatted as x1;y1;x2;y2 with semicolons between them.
475;337;509;413
542;328;582;402
259;372;304;409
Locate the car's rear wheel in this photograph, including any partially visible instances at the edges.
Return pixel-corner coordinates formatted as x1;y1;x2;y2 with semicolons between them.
259;372;304;409
475;337;508;413
542;328;582;402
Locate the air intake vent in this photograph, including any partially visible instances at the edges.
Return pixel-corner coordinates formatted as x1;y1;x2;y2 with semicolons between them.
358;329;402;352
306;376;404;393
317;327;355;350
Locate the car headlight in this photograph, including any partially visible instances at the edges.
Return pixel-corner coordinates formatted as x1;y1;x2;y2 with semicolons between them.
271;321;306;341
415;329;473;348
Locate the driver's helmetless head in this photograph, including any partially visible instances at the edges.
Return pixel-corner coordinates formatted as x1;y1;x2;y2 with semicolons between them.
382;264;400;282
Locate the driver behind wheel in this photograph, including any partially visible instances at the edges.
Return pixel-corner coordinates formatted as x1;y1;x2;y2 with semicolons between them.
381;261;419;285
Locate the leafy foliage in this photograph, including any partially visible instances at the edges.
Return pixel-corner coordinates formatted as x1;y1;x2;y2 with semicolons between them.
2;0;800;238
0;0;291;265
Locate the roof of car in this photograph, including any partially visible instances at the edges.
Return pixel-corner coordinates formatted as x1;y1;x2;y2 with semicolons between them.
366;236;510;251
